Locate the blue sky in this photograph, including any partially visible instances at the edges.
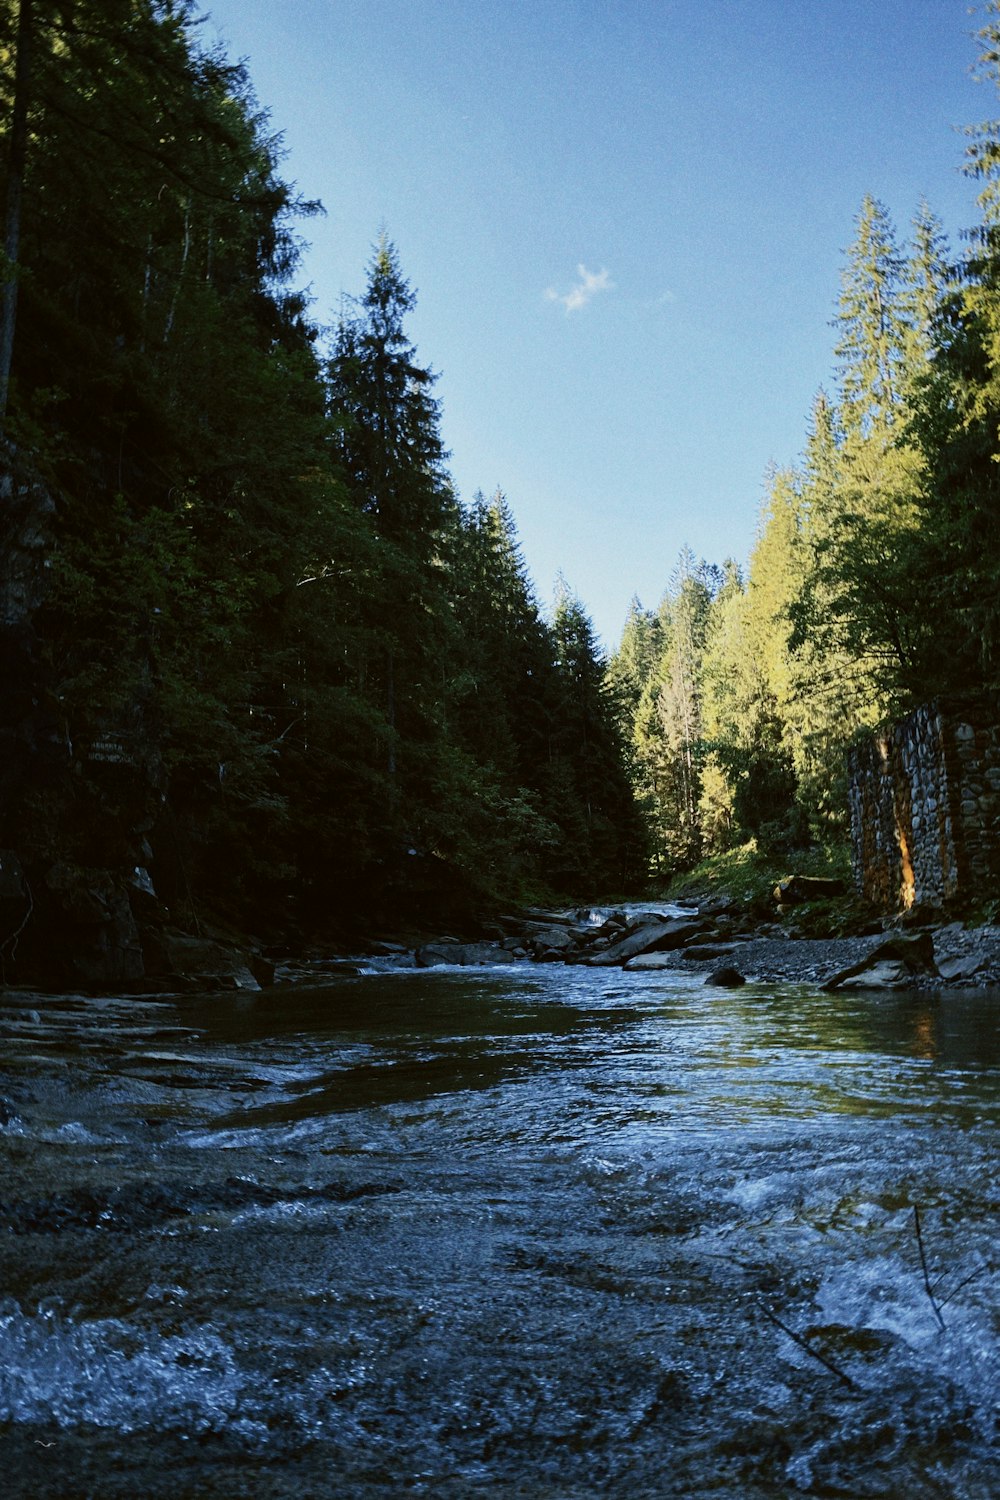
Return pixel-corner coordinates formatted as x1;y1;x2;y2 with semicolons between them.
204;0;987;648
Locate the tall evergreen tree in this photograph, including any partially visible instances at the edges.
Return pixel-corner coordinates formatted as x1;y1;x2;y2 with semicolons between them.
697;559;798;851
607;595;664;723
810;197;951;701
901;1;1000;688
0;0;374;932
624;549;717;869
834;196;909;440
442;490;564;889
327;235;460;837
548;578;647;890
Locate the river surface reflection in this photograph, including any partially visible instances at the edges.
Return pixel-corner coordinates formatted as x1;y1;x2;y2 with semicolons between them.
0;966;997;1496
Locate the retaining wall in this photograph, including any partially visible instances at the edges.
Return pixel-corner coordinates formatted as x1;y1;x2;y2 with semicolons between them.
846;697;1000;910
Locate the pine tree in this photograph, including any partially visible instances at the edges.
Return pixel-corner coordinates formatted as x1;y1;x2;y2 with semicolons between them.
607;595;664;723
835;195;909;441
0;0;373;930
548;578;647;890
698;559;796;851
780;198;950;835
442;490;564;889
808;198;947;702
901;2;1000;688
628;549;716;869
327;234;460;834
903;199;954;380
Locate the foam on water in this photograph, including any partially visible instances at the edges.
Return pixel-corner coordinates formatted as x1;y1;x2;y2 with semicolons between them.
0;1300;246;1433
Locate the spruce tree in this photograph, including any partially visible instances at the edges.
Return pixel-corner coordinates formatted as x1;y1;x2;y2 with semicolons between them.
327;234;460;845
902;2;1000;688
548;579;647;890
626;549;716;870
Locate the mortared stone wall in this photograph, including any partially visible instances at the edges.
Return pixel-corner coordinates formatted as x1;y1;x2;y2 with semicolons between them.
846;697;1000;910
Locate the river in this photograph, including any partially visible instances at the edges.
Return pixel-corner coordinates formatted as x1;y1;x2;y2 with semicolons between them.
0;959;997;1497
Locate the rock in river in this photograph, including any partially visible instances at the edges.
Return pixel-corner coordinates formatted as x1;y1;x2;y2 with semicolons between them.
821;931;937;991
704;966;747;988
415;941;516;968
584;917;704;968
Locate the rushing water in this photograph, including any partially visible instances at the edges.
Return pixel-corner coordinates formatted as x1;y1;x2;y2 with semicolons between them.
0;961;997;1497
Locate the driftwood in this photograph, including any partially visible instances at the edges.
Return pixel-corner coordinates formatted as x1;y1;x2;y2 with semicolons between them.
757;1302;859;1391
914;1206;947;1333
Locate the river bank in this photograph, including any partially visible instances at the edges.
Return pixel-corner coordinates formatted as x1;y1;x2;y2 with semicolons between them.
355;900;1000;995
8;851;1000;998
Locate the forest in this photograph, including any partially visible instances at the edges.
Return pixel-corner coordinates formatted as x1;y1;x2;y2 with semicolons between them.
3;0;1000;969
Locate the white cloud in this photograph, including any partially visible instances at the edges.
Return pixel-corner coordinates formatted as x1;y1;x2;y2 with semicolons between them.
546;263;614;314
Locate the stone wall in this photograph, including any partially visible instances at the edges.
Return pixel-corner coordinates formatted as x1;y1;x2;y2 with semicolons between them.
847;697;1000;910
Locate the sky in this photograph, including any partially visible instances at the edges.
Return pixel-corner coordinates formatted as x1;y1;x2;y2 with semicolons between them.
202;0;989;648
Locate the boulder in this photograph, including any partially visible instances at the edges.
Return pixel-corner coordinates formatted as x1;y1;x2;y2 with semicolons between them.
897;902;944;928
582;917;629;944
584;917;705;967
705;966;747;987
44;863;144;984
523;925;578;957
520;907;576;926
936;952;991;983
680;942;740;961
623;951;681;971
826;959;910;990
248;953;277;987
773;874;847;905
822;932;937;991
567;922;601;943
695;898;737;920
415;942;516;968
573;907;627;928
142;929;267;990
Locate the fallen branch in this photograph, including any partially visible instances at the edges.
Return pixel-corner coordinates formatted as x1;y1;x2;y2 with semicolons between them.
936;1265;987;1310
914;1206;947;1333
758;1301;859;1391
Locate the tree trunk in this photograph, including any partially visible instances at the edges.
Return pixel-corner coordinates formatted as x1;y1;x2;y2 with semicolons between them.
0;0;35;435
386;648;396;777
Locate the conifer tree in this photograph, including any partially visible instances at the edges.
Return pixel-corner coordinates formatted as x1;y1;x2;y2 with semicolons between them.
0;0;373;927
781;200;947;833
327;235;460;841
835;196;909;440
626;549;716;869
902;1;1000;688
548;579;647;889
607;596;664;723
697;558;799;851
809;197;945;702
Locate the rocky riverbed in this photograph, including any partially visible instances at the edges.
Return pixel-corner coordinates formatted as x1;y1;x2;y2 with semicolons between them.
12;870;1000;1000
349;899;1000;995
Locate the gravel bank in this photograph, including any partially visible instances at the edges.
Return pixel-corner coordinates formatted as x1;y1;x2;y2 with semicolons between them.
653;924;1000;988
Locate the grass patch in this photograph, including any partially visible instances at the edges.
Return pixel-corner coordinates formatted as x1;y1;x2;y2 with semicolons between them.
661;840;854;917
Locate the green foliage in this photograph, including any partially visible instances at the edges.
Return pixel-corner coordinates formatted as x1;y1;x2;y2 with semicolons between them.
547;578;650;890
612;117;992;866
611;549;720;873
17;0;1000;940
666;839;852;913
0;5;648;935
